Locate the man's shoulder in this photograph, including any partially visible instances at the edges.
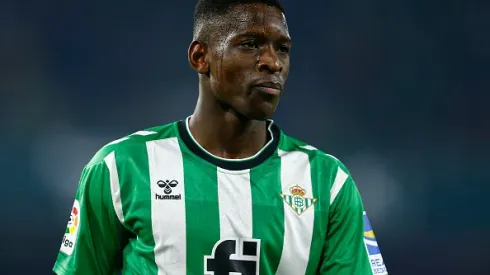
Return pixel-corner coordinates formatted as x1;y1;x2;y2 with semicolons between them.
279;134;353;193
279;134;340;162
279;133;342;166
86;120;179;166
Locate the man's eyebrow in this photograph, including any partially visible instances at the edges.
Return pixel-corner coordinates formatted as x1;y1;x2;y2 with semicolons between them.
235;31;292;43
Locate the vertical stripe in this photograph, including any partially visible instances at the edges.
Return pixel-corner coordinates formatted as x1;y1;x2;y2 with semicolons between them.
104;151;124;224
115;141;157;273
147;138;187;275
182;150;220;275
250;158;284;275
330;166;349;205
217;168;253;238
304;151;324;275
276;149;315;275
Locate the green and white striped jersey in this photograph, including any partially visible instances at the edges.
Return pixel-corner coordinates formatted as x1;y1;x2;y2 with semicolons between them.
53;118;387;275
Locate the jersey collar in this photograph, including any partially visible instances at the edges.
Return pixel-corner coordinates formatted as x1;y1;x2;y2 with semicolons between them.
177;116;280;170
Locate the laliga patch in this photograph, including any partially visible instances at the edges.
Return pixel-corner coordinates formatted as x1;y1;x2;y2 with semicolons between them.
364;211;388;275
60;199;81;255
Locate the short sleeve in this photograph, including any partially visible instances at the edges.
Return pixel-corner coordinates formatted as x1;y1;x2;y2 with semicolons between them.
53;160;126;275
319;165;388;274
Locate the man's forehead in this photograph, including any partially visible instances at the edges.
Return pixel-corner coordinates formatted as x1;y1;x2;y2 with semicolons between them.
226;4;289;36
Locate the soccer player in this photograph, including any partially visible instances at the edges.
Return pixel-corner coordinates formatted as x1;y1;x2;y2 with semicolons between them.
53;0;388;274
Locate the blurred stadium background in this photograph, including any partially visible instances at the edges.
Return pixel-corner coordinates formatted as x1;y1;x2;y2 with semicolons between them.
1;0;489;274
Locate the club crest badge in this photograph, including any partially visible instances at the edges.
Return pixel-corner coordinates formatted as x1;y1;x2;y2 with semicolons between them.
281;185;317;216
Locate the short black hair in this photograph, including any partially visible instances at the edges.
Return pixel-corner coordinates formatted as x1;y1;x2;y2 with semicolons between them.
193;0;285;41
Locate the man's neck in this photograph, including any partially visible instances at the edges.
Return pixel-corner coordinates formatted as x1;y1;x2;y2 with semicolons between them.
189;101;269;160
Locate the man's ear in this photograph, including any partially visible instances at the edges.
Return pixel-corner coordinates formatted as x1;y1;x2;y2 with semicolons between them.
188;40;209;75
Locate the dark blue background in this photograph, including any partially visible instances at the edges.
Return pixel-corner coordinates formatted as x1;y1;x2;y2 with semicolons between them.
1;1;489;274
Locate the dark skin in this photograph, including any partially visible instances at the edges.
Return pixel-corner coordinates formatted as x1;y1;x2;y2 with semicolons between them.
188;3;292;159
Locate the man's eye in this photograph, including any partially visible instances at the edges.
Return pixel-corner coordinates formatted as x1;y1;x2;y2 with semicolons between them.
241;41;258;48
279;45;290;53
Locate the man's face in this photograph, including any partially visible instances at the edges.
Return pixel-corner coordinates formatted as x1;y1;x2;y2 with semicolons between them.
208;4;291;120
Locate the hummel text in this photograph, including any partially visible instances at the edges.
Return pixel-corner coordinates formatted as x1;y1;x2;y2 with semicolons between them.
155;193;182;200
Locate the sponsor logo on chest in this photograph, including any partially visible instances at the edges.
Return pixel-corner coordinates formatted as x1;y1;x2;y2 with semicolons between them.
155;179;182;200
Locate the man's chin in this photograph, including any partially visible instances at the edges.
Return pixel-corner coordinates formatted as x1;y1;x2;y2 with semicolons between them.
244;109;275;121
231;102;277;122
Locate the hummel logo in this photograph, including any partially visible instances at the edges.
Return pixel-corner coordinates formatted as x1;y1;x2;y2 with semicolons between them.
155;180;181;201
157;179;179;194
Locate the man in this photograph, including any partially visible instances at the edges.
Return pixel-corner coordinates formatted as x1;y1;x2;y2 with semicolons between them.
53;0;388;274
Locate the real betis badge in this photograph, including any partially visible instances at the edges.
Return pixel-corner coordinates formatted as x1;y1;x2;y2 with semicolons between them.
281;185;317;215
